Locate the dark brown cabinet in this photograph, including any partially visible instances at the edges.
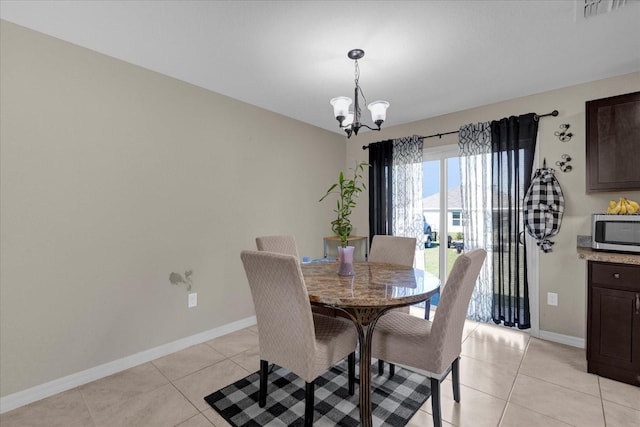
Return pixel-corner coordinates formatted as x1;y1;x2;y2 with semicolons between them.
587;261;640;386
586;91;640;193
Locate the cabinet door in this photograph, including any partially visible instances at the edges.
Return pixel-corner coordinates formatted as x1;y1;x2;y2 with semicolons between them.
586;91;640;192
589;286;640;373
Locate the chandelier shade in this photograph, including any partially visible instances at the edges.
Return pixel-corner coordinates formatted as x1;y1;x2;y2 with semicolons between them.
367;101;390;124
329;96;352;124
330;49;389;138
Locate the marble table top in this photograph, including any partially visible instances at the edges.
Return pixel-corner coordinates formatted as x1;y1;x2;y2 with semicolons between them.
301;261;440;308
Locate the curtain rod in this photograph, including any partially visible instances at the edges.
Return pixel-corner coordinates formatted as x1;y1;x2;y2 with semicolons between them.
362;110;559;150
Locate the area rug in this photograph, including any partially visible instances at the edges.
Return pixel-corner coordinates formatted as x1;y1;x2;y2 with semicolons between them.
204;357;430;426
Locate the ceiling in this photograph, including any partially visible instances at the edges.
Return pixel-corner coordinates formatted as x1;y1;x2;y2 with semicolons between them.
2;1;639;135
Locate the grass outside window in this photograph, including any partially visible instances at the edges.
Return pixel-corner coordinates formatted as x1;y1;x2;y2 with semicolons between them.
423;242;462;278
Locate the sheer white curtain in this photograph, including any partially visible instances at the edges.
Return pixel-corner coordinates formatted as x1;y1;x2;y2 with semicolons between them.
458;123;494;322
392;135;424;256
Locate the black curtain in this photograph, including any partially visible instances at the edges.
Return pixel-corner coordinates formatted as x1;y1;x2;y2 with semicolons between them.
491;113;538;329
368;140;393;241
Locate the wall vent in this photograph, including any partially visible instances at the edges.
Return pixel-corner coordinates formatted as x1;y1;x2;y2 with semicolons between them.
582;0;628;18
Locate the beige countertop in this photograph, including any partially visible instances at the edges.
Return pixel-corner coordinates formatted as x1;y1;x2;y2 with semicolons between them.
577;247;640;266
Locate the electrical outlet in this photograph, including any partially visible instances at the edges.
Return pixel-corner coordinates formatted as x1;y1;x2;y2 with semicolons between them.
188;292;197;308
547;292;558;306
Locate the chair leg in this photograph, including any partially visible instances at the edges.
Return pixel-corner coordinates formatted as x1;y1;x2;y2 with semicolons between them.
348;352;355;396
259;360;268;407
452;357;461;402
430;377;442;427
424;299;431;320
304;381;314;427
378;359;397;378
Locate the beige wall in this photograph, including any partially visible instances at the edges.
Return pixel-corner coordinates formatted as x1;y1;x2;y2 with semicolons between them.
0;21;346;397
347;71;640;339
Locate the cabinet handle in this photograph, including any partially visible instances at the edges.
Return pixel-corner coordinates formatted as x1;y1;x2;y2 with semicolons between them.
612;273;620;279
636;294;640;315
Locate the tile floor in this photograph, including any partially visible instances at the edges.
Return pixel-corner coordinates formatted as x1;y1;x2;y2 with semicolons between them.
2;313;639;426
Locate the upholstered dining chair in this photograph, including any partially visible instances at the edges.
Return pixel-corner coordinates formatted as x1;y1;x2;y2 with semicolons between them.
255;235;299;257
370;248;487;427
255;234;336;317
368;234;416;375
368;234;416;267
240;250;357;427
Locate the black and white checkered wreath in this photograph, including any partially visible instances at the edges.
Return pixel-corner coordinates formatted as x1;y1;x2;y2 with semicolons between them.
524;167;565;253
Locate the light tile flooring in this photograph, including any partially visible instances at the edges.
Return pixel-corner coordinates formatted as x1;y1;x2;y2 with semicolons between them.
2;314;639;427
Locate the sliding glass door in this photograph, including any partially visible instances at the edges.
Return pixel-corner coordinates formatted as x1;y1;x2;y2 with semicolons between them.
422;145;461;307
419;142;539;331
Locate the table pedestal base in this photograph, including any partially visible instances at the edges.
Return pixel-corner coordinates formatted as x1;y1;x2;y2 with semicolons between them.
335;306;394;427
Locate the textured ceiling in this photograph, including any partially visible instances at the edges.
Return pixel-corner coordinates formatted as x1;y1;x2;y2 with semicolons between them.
2;0;639;135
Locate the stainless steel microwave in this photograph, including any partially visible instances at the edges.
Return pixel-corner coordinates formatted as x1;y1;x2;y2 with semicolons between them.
592;214;640;253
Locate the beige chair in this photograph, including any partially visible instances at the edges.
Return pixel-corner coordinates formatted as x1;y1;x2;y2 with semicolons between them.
368;234;416;375
255;235;299;257
370;249;487;427
240;250;357;426
255;235;335;317
368;234;416;267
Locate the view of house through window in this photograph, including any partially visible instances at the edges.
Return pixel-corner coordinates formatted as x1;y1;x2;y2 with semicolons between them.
422;147;462;306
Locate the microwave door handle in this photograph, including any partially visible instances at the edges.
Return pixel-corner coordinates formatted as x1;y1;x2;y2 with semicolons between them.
594;221;605;242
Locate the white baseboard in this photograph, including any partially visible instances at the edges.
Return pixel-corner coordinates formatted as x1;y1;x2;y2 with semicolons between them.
538;329;585;349
0;316;257;414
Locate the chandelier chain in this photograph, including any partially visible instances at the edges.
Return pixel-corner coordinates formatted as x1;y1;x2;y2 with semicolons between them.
353;59;367;119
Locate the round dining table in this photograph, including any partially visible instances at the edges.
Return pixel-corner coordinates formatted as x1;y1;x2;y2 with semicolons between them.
301;261;440;427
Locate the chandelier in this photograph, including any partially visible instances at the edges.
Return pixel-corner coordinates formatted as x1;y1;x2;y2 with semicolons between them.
330;49;390;138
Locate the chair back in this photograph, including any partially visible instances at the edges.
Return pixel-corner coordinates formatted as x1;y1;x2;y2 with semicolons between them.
430;249;487;372
255;235;299;257
368;235;416;267
240;250;316;376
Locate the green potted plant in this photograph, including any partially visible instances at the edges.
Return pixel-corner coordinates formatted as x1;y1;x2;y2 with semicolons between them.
319;161;369;275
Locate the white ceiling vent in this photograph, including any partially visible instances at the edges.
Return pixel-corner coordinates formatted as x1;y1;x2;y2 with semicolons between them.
581;0;629;18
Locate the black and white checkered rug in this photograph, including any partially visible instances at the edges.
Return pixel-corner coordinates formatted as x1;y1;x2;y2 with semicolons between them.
204;357;431;426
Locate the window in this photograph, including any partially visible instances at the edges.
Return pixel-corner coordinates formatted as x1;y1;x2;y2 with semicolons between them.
451;211;461;226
